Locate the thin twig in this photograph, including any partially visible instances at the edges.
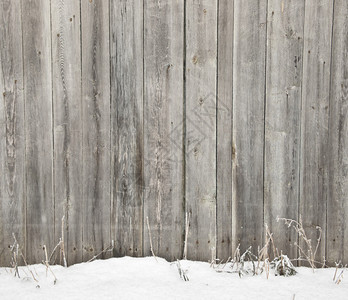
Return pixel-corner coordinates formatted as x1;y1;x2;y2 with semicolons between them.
20;253;39;282
146;216;158;262
43;245;57;284
49;240;62;263
333;261;340;282
221;257;231;269
183;212;191;260
86;242;114;263
61;216;67;267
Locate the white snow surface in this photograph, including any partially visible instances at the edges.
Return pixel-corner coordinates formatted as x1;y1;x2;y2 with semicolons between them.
0;256;347;300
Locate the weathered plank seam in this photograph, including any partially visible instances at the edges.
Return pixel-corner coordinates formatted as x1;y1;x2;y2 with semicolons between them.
182;0;187;260
215;0;219;259
262;0;269;245
20;0;27;259
49;0;56;252
298;0;307;261
231;0;234;256
326;0;336;263
79;0;84;258
108;0;112;259
142;0;145;257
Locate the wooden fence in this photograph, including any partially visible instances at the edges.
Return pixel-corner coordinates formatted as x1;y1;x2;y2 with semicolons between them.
0;0;347;266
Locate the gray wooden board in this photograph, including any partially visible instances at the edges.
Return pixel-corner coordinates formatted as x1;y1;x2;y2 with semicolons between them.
22;0;54;263
264;0;305;259
81;0;111;261
232;0;267;254
327;0;348;265
185;0;217;261
51;0;83;265
110;0;144;258
0;0;25;266
300;0;333;264
216;0;233;261
143;0;185;261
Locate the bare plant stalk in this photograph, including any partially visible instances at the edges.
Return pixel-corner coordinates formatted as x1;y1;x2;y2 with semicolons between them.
321;256;326;268
146;216;158;262
291;257;327;268
214;258;224;269
49;240;62;263
333;261;340;281
231;244;240;270
43;245;49;277
10;233;20;278
10;233;38;283
43;245;57;284
61;216;67;267
221;256;231;269
86;242;114;263
210;247;216;267
176;259;189;281
313;226;322;261
183;212;191;260
265;258;270;279
19;251;38;282
335;269;344;284
265;224;278;258
277;215;322;271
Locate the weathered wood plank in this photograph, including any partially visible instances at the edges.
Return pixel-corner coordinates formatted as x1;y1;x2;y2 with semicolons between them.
300;0;333;264
22;0;54;263
232;0;267;254
216;0;233;261
143;0;184;261
81;0;111;261
110;0;143;258
51;0;82;265
327;0;348;265
185;0;217;261
264;0;305;259
0;0;25;266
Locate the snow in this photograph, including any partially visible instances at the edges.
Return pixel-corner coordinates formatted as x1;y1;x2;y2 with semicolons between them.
0;256;347;300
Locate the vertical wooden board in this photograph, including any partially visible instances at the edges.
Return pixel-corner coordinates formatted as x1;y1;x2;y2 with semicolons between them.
81;0;111;261
22;0;54;264
110;0;143;258
51;0;82;265
264;0;305;259
0;0;25;266
327;0;348;265
143;0;184;261
216;0;233;261
185;0;217;261
232;0;267;254
300;0;333;264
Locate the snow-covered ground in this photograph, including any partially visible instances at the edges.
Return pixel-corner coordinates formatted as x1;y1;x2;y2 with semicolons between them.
0;256;347;300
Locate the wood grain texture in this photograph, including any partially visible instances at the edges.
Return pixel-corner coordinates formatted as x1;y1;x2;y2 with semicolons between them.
110;0;143;258
81;0;111;261
300;0;333;264
327;0;348;265
232;0;267;254
51;0;82;265
216;0;233;261
1;0;348;268
185;0;217;261
143;0;184;261
22;0;54;264
264;0;305;259
0;0;25;266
